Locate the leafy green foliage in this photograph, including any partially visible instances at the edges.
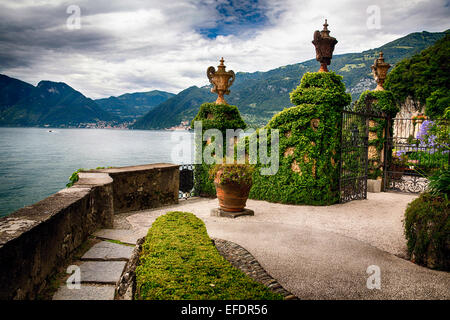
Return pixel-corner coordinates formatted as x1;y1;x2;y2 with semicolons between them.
194;164;216;197
66;166;112;187
209;163;254;186
192;103;247;196
66;168;84;188
290;72;350;107
385;33;450;117
425;88;450;119
244;72;350;205
354;90;399;116
354;90;399;178
428;169;450;198
135;211;283;300
404;192;449;271
191;103;247;134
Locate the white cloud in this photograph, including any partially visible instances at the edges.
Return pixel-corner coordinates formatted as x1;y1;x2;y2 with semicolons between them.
0;0;448;99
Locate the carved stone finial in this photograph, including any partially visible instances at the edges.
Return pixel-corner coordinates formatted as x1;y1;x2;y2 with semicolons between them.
312;19;337;72
322;19;330;37
207;57;235;104
371;51;391;91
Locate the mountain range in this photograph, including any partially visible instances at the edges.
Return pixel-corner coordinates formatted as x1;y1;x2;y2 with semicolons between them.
0;75;174;127
133;30;448;129
0;76;114;126
95;91;175;121
0;30;447;128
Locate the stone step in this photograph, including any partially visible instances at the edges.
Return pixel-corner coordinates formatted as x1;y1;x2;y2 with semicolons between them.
93;229;145;245
78;261;127;284
81;241;134;261
53;284;116;300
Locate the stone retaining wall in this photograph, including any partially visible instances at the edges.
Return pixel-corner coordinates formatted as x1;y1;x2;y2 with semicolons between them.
0;163;179;300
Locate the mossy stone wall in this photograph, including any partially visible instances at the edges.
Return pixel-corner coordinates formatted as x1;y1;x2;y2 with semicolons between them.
354;90;399;180
191;102;246;196
245;72;351;205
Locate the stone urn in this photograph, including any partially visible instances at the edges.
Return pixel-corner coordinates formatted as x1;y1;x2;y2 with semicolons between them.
207;57;235;104
312;19;338;72
371;51;391;91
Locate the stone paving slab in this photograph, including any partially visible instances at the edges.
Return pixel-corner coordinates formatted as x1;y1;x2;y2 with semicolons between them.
81;241;133;261
79;261;126;284
94;229;145;245
53;284;116;300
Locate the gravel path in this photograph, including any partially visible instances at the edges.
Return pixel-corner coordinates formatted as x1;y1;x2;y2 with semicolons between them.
123;193;450;299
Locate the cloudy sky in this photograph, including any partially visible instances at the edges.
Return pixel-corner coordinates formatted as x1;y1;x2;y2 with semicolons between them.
0;0;449;99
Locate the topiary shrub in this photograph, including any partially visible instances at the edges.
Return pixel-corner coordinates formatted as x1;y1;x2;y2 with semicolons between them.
404;192;449;271
354;90;399;116
354;90;399;179
243;72;351;205
191;102;246;135
191;103;247;197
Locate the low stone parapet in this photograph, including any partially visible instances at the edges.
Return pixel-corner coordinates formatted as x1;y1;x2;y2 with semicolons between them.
0;163;179;299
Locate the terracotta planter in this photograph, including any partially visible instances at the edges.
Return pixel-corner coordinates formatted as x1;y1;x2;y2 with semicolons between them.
214;171;252;212
214;182;251;212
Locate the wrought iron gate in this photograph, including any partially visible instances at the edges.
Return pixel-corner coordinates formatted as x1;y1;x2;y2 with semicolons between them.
179;164;195;198
384;118;449;193
339;110;371;203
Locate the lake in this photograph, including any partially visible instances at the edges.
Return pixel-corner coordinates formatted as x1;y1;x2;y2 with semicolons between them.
0;127;194;217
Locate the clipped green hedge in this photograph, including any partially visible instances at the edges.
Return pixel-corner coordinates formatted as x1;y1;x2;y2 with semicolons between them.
192;103;247;196
354;90;399;179
191;102;246;135
404;193;449;271
244;72;351;205
354;90;399;117
135;211;283;300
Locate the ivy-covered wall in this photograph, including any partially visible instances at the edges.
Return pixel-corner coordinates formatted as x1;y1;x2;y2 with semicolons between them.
191;102;246;196
354;90;399;179
244;72;351;205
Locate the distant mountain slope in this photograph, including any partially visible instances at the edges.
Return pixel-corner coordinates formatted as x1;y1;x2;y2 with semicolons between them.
0;74;35;110
0;76;115;126
95;90;175;120
133;30;448;129
132;86;213;130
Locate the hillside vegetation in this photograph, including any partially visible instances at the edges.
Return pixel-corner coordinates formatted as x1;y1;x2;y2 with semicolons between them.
385;33;450;118
95;90;174;121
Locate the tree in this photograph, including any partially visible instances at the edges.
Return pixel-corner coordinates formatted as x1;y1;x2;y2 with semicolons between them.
385;33;450;118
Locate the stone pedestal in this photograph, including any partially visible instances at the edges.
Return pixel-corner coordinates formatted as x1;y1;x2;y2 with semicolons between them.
367;179;382;193
210;208;254;218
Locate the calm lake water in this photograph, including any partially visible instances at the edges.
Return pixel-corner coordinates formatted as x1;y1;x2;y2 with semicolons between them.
0;127;194;217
